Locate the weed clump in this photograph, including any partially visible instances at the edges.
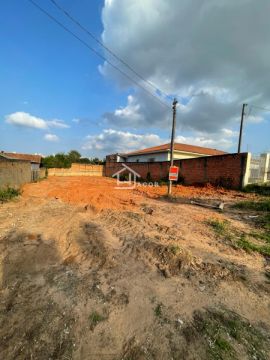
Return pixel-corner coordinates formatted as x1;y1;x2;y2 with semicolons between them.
185;307;270;360
154;303;162;317
0;187;20;202
88;311;106;330
206;219;229;236
207;217;270;257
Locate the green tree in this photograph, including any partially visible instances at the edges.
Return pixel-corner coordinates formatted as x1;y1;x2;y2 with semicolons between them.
67;150;81;163
41;151;104;168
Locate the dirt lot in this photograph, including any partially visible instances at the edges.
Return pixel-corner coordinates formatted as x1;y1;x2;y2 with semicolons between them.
0;177;270;359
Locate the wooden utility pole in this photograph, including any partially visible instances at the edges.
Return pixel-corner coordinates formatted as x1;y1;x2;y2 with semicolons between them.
238;103;247;153
168;98;178;195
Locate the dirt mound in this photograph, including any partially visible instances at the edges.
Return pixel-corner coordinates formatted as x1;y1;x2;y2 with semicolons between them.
22;177;254;213
22;177;143;212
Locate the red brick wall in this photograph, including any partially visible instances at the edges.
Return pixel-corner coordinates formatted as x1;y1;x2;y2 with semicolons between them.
105;153;248;189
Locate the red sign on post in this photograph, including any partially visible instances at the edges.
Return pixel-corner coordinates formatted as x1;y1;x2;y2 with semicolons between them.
169;166;179;181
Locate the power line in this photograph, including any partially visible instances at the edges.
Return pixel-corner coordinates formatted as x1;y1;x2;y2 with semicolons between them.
49;0;173;101
249;103;270;112
27;0;170;109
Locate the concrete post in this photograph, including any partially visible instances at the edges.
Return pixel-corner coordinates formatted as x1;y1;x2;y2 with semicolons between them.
242;152;251;188
261;153;270;183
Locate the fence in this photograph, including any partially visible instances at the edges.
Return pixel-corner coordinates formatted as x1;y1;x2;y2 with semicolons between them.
105;153;249;189
0;156;31;189
248;153;270;184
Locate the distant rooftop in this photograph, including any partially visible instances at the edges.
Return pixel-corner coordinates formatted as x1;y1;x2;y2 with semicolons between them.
122;143;227;157
1;151;42;163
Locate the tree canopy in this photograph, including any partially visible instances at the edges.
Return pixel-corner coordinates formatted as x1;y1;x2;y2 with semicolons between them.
41;150;104;168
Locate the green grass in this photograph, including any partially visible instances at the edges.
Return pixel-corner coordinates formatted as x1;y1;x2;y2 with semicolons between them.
206;219;229;236
154;303;162;317
250;230;270;244
258;213;270;231
192;308;269;360
236;235;270;256
233;199;270;211
231;200;270;255
88;311;106;329
243;183;270;196
207;216;270;257
0;187;20;202
169;244;181;255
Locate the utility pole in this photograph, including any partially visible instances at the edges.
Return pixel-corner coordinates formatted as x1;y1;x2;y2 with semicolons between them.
168;98;178;195
238;103;248;153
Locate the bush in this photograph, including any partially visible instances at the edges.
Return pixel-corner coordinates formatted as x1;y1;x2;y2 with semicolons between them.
41;150;104;168
0;187;20;202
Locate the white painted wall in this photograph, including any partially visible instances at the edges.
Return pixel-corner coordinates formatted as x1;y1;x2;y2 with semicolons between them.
126;152;169;162
126;151;207;162
173;152;207;160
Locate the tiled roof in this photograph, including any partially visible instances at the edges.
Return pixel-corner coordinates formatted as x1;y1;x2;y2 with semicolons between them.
1;152;42;163
123;143;227;157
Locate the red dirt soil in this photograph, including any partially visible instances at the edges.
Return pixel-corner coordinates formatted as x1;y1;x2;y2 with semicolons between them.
22;176;253;211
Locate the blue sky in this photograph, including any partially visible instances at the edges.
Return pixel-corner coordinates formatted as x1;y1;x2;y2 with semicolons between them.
1;0;269;157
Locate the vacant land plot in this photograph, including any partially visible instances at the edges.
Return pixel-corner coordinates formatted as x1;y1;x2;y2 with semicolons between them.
0;177;269;359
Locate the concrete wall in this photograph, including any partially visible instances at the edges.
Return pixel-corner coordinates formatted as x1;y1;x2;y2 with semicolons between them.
39;168;46;178
0;157;31;189
105;153;249;189
48;163;104;177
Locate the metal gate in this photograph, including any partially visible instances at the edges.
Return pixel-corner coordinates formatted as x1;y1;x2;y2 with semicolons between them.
31;170;39;182
248;154;269;184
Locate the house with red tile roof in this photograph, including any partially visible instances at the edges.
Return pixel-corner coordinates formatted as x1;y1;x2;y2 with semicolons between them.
1;152;42;170
107;143;226;163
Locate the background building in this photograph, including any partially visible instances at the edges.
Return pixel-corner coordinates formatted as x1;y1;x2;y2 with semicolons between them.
107;143;226;163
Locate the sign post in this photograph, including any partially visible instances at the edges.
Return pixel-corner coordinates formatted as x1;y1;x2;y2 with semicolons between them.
169;166;179;182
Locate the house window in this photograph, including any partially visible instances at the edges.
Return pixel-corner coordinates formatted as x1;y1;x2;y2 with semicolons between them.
148;158;155;162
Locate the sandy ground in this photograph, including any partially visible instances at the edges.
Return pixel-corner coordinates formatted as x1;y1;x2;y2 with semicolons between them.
0;177;269;359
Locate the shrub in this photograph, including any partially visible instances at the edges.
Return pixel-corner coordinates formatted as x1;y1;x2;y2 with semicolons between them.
0;187;20;202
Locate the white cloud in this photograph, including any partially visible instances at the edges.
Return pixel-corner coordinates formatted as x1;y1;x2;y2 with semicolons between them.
175;135;232;151
82;128;236;156
5;112;70;130
47;119;70;128
44;134;59;142
6;112;47;129
101;0;270;135
82;129;162;154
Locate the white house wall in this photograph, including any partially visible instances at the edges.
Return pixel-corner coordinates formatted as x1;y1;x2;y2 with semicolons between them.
173;152;206;160
126;151;207;162
126;152;169;162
